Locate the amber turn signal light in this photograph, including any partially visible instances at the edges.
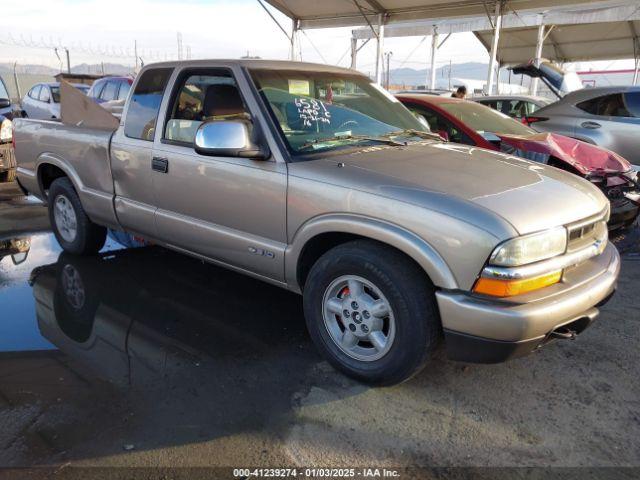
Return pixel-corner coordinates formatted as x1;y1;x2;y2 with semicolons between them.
473;270;562;297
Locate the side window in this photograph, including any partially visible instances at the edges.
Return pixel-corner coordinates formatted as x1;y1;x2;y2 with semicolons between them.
0;80;9;100
577;94;632;117
117;82;131;101
29;85;42;100
39;86;51;103
125;68;173;141
163;70;248;145
527;102;542;115
410;105;475;146
623;92;640;118
101;82;118;101
91;81;105;99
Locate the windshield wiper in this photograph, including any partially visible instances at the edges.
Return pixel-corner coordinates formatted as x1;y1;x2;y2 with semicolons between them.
382;129;443;141
298;134;406;152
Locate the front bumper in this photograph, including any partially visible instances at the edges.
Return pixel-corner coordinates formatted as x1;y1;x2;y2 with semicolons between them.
436;242;620;363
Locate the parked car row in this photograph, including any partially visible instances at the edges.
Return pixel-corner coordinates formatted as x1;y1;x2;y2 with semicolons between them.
13;59;622;386
20;76;133;120
22;83;89;120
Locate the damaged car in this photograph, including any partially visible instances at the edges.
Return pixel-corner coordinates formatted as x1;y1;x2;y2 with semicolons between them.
398;94;639;229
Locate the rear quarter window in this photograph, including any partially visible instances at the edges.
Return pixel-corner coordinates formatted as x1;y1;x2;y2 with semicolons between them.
125;68;173;141
577;93;635;118
101;82;118;101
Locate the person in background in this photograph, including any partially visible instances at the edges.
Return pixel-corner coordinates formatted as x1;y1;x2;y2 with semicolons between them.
452;86;467;99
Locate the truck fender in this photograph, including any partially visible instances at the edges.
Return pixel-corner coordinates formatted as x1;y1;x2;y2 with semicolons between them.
285;214;458;293
35;153;120;230
35;153;86;199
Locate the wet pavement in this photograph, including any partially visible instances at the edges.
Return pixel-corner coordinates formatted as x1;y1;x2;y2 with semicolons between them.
0;179;639;474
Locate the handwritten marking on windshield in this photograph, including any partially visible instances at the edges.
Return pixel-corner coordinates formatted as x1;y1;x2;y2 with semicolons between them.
295;98;331;127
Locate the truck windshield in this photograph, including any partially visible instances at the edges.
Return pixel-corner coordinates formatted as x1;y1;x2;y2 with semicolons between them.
250;69;430;155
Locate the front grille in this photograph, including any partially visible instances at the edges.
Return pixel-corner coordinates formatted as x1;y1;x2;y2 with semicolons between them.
566;214;608;254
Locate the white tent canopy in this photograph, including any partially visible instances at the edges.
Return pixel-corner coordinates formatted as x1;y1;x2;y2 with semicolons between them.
475;19;640;64
263;0;640;92
263;0;619;30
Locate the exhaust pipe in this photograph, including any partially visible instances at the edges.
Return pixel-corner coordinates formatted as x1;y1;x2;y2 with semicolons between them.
549;326;577;341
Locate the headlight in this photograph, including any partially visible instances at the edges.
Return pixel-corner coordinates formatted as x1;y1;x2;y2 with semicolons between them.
0;118;12;143
489;227;567;267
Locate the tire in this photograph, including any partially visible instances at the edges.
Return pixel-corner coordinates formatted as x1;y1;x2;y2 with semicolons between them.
303;240;441;386
48;177;106;255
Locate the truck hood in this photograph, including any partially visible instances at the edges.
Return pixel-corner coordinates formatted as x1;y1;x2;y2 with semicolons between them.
295;142;608;235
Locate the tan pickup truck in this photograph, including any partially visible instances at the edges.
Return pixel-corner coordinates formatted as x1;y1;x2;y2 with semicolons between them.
14;60;619;385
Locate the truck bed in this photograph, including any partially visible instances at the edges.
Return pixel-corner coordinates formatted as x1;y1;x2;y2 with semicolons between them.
14;118;119;228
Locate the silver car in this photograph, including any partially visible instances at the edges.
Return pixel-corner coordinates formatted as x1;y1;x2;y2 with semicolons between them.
525;86;640;166
474;95;552;121
21;82;89;120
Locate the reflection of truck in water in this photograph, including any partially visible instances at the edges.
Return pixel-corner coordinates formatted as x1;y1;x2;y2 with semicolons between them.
0;236;30;265
31;247;306;387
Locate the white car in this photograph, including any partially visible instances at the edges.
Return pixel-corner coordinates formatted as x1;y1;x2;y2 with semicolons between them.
21;83;89;120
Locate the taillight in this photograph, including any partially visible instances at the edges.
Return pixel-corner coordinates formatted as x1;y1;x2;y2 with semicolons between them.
524;116;548;126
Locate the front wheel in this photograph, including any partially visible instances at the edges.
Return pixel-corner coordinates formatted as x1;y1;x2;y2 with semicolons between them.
48;177;106;255
303;240;441;386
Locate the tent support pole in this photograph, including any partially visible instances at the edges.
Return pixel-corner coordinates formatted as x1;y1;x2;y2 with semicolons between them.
429;27;439;90
350;37;358;69
290;19;299;61
375;13;385;85
485;1;503;95
532;20;545;95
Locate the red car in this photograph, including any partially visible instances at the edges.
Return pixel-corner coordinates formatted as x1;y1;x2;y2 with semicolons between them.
397;94;639;229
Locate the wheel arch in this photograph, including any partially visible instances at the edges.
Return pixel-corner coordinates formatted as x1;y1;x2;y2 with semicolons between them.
286;214;458;293
36;154;85;200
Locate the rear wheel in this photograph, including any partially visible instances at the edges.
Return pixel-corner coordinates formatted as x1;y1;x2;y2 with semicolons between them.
48;177;106;255
303;240;441;386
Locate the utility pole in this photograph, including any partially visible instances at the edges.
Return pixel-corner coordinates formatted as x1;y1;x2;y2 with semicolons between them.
54;48;63;73
13;62;21;100
134;40;139;71
65;48;71;74
448;59;452;89
177;32;183;60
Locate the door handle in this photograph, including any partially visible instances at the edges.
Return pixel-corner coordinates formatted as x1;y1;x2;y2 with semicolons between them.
152;156;169;173
581;121;601;129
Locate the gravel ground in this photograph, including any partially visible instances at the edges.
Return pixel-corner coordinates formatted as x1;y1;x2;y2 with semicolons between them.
0;181;638;479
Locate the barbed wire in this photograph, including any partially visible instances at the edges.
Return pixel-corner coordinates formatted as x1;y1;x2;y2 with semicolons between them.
0;32;188;62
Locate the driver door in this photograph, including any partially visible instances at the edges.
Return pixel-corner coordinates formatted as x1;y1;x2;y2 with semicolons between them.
151;67;288;282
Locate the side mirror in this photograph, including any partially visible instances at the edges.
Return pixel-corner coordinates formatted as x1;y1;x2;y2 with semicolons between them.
0;99;10;109
194;120;269;160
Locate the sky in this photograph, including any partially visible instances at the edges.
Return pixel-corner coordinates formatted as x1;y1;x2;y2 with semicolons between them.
0;0;489;74
0;0;635;81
